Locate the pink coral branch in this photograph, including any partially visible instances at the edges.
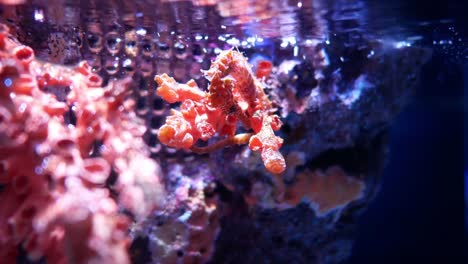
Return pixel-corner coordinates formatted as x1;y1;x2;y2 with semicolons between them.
0;24;163;262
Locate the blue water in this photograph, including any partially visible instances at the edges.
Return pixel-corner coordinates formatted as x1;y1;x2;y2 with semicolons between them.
350;36;466;261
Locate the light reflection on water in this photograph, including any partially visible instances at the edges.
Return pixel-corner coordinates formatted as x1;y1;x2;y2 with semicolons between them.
0;0;464;107
1;0;464;67
0;0;464;91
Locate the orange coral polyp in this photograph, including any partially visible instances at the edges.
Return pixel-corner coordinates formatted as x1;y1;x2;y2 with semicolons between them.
158;109;203;150
155;49;286;174
262;148;287;175
155;73;206;103
158;125;176;143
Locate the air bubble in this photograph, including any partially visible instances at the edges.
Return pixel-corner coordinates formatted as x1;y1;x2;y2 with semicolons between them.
124;30;138;57
140;57;154;77
138;78;149;94
122;58;136;76
136;96;148;115
86;54;102;72
157;42;171;59
141;37;155;57
86;24;103;53
157;35;172;59
105;31;122;55
104;56;120;75
174;41;188;60
192;43;205;62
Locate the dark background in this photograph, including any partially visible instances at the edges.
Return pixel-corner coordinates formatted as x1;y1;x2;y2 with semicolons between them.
349;0;466;262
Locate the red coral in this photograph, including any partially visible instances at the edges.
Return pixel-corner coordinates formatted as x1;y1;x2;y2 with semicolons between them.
155;50;285;174
0;24;164;263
